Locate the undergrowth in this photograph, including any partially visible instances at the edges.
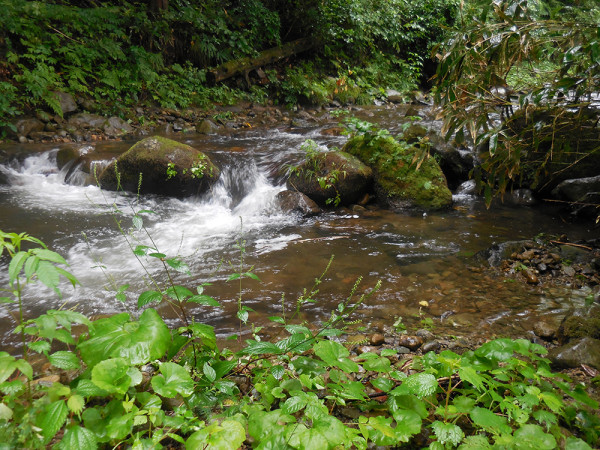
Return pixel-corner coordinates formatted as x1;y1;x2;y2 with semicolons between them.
1;220;599;448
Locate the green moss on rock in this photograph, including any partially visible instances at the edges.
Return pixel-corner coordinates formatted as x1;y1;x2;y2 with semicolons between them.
342;135;452;210
98;136;220;197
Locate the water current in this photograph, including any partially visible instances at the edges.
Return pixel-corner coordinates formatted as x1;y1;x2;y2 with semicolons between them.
0;106;595;352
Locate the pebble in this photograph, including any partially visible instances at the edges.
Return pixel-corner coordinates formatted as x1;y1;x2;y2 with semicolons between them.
370;333;386;346
397;335;423;350
522;269;539;284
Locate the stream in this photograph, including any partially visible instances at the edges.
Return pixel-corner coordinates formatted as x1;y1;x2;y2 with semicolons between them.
0;105;596;353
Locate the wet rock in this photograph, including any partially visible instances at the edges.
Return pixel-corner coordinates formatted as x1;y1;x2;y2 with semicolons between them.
557;314;600;343
103;117;133;137
68;113;107;129
522;269;539;284
533;318;561;340
422;340;442;353
562;265;576;277
369;333;386;346
548;337;600;370
356;345;379;355
415;329;435;341
385;89;405;103
401;124;427;143
98;136;220;197
196;119;219;134
343;134;452;210
52;91;78;115
287;151;373;207
10;118;45;138
275;190;321;216
551;175;600;202
501;189;537;206
397;335;423;350
320;127;344;136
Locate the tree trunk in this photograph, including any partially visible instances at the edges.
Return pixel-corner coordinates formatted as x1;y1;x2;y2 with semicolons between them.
207;38;315;85
150;0;168;12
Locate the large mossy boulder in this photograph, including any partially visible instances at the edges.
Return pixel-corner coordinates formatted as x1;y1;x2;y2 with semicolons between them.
286;151;373;207
343;135;452;210
98;136;220;196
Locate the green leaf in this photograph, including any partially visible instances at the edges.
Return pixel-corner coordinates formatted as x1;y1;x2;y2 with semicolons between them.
268;316;285;324
475;338;517;363
78;309;171;366
37;400;68;444
186;420;246;450
132;215;143;230
187;294;220;307
67;395;85;416
242;340;283;356
391;373;438;398
539;391;564;413
36;260;61;292
0;297;15;303
28;340;51;354
165;285;193;301
137;290;163;308
248;408;295;441
393;409;422;442
565;436;593;450
244;271;261;281
512;424;556;449
165;258;190;274
371;377;395;393
151;362;194;398
91;357;132;396
364;415;398;446
283;395;308;414
431;421;464;446
48;351;81;370
362;354;391;373
59;425;97;450
187;323;217;349
203;362;216;382
459;365;485;391
314;340;359;372
148;252;166;258
0;403;13;421
470;407;511;435
32;248;67;265
8;251;29;284
458;435;492;449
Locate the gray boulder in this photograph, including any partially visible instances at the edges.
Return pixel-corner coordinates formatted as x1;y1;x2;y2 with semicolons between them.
52;91;78;115
98;136;220;197
548;337;600;370
552;175;600;201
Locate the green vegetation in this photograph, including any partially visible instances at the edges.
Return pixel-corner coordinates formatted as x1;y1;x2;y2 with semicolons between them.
1;228;599;448
0;0;459;130
342;117;453;210
434;0;600;202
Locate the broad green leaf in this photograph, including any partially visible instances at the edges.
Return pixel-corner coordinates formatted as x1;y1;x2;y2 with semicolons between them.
36;260;61;292
475;339;517;363
248;408;295;441
151;362;194;398
14;359;33;380
539;391;564;413
459;365;485;391
391;373;438;398
512;424;556;449
271;365;285;380
431;421;464;446
365;415;398;446
470;407;511;435
37;400;68;444
393;409;422;442
28;340;51;354
388;394;429;419
49;351;81;370
362;354;391;373
203;362;216;382
0;403;13;421
132;215;143;230
78;309;170;366
187;294;220;307
91;358;132;396
242;340;283;356
73;379;108;397
106;412;134;440
314;340;359;372
268;316;285;324
0;297;15;303
133;245;153;256
187;323;217;350
165;258;190;274
533;410;557;430
186;420;246;450
565;437;593;450
283;395;308;414
137;290;163;308
295;415;347;450
32;248;67;265
165;285;192;301
371;377;395;393
67;394;85;415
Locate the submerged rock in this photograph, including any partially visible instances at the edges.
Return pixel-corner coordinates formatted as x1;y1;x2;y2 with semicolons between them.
287;151;373;207
98;136;220;197
343;135;452;210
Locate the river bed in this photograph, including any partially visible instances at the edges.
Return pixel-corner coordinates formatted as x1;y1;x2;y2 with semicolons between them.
0;106;596;353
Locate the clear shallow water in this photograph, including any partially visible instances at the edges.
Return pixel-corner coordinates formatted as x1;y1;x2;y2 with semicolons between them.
0;107;595;353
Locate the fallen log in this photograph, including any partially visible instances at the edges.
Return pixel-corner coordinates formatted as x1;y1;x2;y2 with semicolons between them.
206;38;315;85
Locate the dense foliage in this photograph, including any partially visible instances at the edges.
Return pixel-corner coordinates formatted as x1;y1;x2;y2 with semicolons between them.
434;0;600;201
0;0;458;129
1;228;599;449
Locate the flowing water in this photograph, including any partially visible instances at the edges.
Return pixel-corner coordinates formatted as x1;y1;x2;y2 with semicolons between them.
0;106;595;353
